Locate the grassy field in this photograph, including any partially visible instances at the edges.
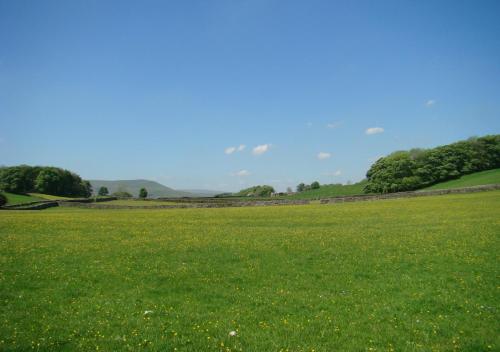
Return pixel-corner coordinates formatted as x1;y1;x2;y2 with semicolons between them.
425;168;500;190
2;192;44;205
286;181;366;200
0;191;499;351
27;193;74;201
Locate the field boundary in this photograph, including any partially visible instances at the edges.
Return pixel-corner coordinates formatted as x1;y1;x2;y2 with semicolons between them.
320;184;500;204
2;184;498;210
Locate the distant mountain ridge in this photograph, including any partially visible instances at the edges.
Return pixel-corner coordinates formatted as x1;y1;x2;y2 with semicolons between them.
89;179;218;198
178;189;225;197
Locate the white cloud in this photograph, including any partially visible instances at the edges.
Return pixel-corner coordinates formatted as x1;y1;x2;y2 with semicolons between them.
225;146;237;154
317;152;331;160
426;99;436;107
252;144;270;155
323;170;342;176
225;145;246;154
326;122;341;129
365;127;384;135
232;169;250;177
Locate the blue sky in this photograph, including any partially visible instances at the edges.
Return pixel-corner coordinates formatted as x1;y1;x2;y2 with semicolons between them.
1;0;499;192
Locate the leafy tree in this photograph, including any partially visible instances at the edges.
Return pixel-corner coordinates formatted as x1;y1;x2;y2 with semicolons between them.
311;181;320;189
98;186;109;196
286;187;293;193
235;185;275;197
139;188;148;199
0;165;92;197
365;134;500;193
296;183;305;192
0;193;6;207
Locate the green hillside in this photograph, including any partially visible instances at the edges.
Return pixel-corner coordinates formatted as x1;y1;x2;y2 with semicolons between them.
424;168;500;190
287;180;366;199
2;192;44;205
89;179;196;198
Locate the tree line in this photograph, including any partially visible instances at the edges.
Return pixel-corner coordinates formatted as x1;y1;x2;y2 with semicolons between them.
364;135;500;193
0;165;92;197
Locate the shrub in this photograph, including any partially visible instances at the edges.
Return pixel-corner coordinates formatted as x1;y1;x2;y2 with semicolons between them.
0;193;6;207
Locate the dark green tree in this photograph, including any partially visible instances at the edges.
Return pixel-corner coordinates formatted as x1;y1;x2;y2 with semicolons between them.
98;186;109;196
311;181;320;189
364;134;500;193
296;183;306;192
139;188;148;199
0;193;6;207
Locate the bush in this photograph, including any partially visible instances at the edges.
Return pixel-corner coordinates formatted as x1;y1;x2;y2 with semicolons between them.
0;193;6;207
139;188;148;199
112;191;133;198
235;185;275;197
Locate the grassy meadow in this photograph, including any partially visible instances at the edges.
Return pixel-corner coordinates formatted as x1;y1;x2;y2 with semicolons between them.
0;191;499;351
425;168;500;190
2;192;44;205
286;181;366;200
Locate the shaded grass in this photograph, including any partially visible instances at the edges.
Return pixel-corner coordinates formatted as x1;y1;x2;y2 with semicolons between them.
425;168;500;190
0;191;499;351
2;192;44;205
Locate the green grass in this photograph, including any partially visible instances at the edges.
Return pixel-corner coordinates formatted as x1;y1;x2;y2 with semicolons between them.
425;168;500;190
1;191;499;351
286;180;366;200
27;193;74;200
1;192;44;205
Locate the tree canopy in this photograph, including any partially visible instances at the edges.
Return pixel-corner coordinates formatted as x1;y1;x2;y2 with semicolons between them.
0;165;92;197
235;185;275;197
139;188;148;198
364;135;500;193
98;186;109;196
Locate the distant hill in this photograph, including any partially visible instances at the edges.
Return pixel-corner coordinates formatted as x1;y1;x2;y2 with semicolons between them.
179;189;225;197
89;180;197;198
424;168;500;190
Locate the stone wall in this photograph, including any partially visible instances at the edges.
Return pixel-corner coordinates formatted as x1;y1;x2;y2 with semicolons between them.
320;184;500;204
58;199;310;209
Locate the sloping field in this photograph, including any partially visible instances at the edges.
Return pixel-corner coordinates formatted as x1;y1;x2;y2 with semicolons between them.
0;191;499;351
425;168;500;190
286;181;366;200
2;192;44;205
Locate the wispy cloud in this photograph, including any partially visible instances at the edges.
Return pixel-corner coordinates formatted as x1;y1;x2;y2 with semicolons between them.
426;99;436;107
252;144;271;155
365;127;384;135
323;170;341;176
225;144;246;154
326;121;342;129
232;169;250;177
317;152;331;160
225;146;237;154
